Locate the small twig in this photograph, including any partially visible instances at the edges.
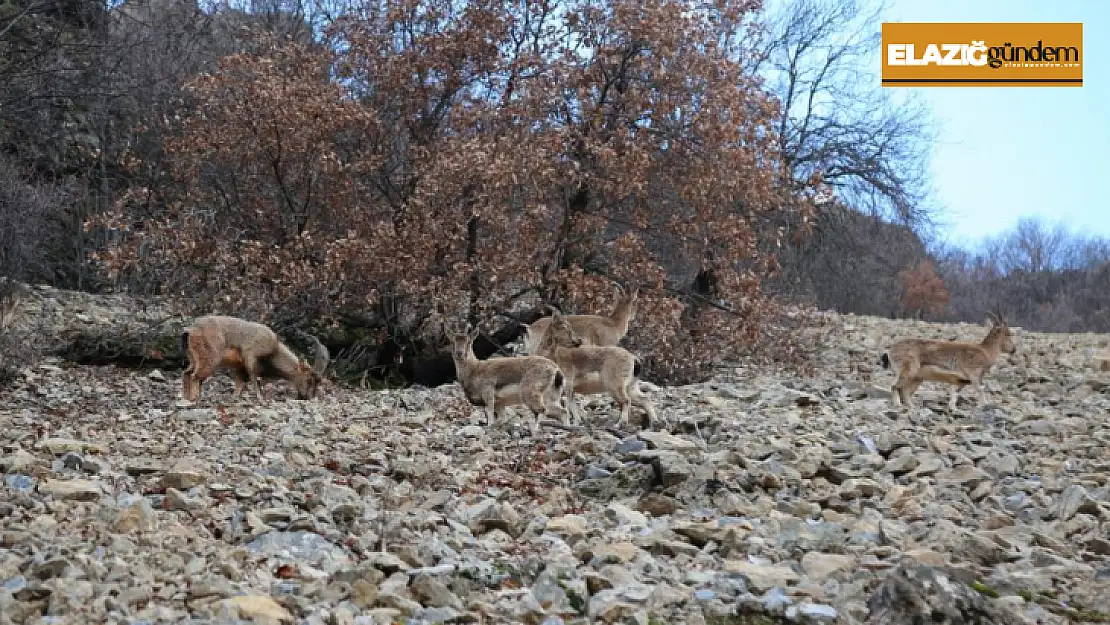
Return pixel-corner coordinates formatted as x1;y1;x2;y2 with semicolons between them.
602;425;625;438
537;419;583;433
493;310;527;326
692;418;706;445
586;267;736;314
0;2;35;41
376;478;393;553
480;332;516;358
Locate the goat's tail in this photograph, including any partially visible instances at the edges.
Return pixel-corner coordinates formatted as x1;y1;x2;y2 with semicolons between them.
879;353;890;369
553;370;565;390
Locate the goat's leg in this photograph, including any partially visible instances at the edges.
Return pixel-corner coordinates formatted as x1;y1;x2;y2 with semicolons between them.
902;378;922;409
892;364;917;408
547;396;570;427
555;389;571;425
181;351;197;401
630;384;657;429
185;360;215;403
890;360;917;408
611;375;633;429
949;379;972;411
563;379;581;427
542;377;569;426
482;389;498;427
192;373;208;403
890;375;906;407
181;371;195;402
524;391;546;437
232;367;249;398
242;355;266;402
531;408;542;437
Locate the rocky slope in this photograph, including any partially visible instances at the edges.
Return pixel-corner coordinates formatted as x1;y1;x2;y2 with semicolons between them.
2;288;1110;624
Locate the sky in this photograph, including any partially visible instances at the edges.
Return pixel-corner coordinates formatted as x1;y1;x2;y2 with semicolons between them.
876;0;1109;248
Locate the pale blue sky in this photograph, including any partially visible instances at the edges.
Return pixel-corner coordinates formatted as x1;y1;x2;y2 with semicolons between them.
878;0;1108;247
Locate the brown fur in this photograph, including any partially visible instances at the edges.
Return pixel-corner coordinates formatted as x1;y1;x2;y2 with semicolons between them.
181;315;329;402
522;283;638;355
448;324;567;432
880;312;1017;410
538;310;657;429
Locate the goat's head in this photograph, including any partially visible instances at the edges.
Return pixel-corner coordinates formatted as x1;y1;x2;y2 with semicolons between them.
292;333;330;399
615;280;640;305
545;309;584;348
986;311;1017;354
447;321;479;362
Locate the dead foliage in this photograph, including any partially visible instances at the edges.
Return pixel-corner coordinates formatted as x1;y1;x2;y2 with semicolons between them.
90;2;826;385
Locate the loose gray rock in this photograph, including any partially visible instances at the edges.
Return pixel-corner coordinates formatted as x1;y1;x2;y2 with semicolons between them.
1;290;1108;625
866;562;1022;625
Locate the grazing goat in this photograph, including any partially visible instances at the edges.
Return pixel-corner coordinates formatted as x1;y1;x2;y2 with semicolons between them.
181;315;329;402
521;282;638;355
538;310;658;429
879;312;1016;410
448;323;567;432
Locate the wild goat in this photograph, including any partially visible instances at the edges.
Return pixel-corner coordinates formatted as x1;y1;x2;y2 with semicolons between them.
181;315;329;402
521;282;638;355
538;310;658;429
879;312;1017;410
448;323;567;432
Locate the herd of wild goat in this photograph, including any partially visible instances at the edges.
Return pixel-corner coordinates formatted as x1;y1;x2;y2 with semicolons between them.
170;279;1019;430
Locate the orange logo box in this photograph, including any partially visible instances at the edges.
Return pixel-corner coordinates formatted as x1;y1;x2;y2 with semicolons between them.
881;22;1083;87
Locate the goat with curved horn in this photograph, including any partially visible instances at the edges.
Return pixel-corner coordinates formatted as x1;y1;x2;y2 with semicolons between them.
537;309;658;429
521;283;640;355
448;323;567;433
878;311;1017;412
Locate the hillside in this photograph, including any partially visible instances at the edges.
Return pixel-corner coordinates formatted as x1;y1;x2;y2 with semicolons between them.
1;286;1109;624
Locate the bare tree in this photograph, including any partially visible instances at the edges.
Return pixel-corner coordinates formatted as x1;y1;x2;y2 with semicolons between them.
991;216;1070;274
933;219;1110;333
746;0;939;317
752;0;936;226
0;155;85;285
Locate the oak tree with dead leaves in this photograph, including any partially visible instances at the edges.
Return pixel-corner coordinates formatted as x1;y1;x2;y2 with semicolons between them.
93;0;819;385
898;259;948;320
